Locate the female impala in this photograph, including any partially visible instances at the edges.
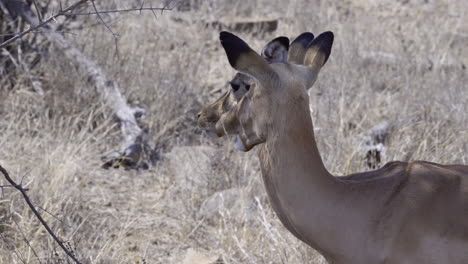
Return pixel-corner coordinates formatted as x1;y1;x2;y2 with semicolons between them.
198;31;468;264
198;32;315;136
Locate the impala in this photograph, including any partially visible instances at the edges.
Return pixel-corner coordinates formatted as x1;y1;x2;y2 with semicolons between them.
198;31;468;264
198;32;314;136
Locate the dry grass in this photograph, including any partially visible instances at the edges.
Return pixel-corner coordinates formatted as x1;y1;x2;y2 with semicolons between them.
1;0;467;263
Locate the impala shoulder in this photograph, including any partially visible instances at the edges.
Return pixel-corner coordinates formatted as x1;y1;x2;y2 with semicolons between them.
376;161;409;177
405;161;465;188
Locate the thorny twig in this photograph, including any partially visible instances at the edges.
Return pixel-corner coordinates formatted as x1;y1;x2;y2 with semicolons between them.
31;0;43;22
0;30;77;37
0;0;88;49
90;0;119;56
90;0;117;37
65;6;174;16
0;164;82;264
0;0;175;49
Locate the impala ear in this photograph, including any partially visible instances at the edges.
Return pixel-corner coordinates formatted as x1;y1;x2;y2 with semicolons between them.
220;31;252;69
220;31;277;86
261;36;289;63
304;31;334;71
289;32;314;64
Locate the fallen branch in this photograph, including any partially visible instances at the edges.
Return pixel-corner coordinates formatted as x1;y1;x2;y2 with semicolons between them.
0;164;82;264
2;0;168;169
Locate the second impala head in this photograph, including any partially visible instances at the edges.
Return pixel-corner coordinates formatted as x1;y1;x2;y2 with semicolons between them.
198;34;297;138
197;73;255;137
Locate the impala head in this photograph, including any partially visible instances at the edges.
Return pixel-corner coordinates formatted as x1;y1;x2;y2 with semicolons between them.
197;72;255;137
213;31;334;151
198;32;315;138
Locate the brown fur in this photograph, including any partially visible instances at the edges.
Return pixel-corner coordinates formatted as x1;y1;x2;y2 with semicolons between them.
199;31;468;263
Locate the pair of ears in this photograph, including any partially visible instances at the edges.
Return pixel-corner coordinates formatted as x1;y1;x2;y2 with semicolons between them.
220;31;334;86
260;31;334;68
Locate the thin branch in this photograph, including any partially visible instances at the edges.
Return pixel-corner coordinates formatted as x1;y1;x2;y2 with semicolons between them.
0;164;82;264
19;168;32;186
0;0;173;49
0;0;88;49
0;30;77;37
12;217;43;264
33;203;64;223
64;6;173;16
10;242;28;264
150;3;158;20
0;184;21;188
90;0;117;37
89;0;120;57
139;0;145;15
31;0;43;22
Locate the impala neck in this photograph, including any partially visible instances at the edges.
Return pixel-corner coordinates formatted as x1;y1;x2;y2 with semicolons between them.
257;95;357;259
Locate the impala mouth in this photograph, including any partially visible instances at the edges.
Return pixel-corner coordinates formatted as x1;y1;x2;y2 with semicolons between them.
198;120;224;138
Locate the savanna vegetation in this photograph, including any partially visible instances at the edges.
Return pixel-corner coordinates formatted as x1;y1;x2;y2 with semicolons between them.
0;0;467;263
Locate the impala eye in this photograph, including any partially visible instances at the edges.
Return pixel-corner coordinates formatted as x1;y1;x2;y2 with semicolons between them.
245;84;250;91
230;82;240;91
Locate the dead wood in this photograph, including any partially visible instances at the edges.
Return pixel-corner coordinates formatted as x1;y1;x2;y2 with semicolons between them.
1;0;156;169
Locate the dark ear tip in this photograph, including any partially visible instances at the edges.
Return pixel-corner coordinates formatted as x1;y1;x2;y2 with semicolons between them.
220;31;231;37
321;32;334;63
311;31;334;43
302;32;315;38
318;31;334;44
219;31;251;68
219;31;235;42
308;31;334;64
291;32;315;49
272;36;290;50
297;32;315;41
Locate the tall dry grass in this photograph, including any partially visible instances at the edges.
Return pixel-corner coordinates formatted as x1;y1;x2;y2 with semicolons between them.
1;0;467;263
